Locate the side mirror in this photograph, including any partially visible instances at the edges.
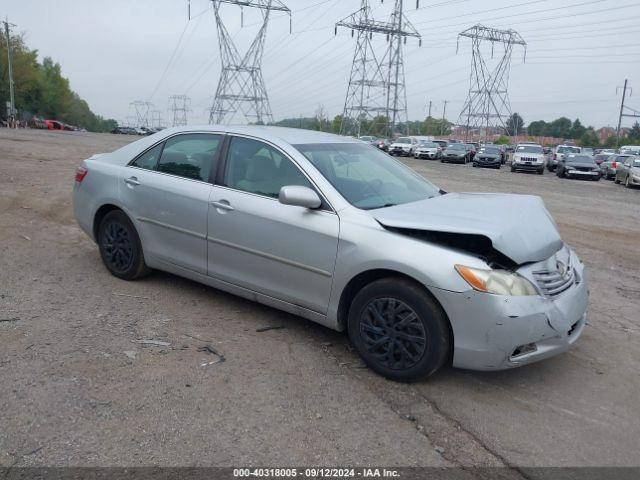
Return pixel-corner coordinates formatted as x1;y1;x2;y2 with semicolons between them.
278;186;322;209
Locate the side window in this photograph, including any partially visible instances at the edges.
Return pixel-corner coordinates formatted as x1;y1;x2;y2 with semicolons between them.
157;134;221;181
132;143;163;170
223;136;312;198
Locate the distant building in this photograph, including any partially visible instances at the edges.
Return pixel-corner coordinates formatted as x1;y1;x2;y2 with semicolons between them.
597;126;630;143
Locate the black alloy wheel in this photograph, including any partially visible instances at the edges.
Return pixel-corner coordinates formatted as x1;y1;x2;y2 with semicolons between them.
348;278;451;382
98;210;150;280
359;298;426;371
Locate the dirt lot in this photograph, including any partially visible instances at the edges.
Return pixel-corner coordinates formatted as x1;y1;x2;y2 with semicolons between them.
1;129;639;472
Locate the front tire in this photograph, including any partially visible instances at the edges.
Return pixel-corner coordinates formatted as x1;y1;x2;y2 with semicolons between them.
98;210;150;280
347;278;451;382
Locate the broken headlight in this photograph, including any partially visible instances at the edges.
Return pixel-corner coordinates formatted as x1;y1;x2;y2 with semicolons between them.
455;265;538;296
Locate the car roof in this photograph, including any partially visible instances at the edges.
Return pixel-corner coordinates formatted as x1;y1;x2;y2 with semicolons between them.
162;125;359;145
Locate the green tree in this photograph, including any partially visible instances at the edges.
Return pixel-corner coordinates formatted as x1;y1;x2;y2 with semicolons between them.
569;119;586;139
604;135;618;148
0;33;116;131
628;121;640;141
495;135;511;145
548;117;572;138
422;116;451;136
527;120;548;136
579;128;600;147
505;112;524;135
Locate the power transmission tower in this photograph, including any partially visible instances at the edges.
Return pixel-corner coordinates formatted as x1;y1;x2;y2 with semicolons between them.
3;18;17;127
616;79;639;142
456;25;526;142
130;101;153;127
209;0;290;125
150;110;166;129
336;0;421;138
169;94;191;126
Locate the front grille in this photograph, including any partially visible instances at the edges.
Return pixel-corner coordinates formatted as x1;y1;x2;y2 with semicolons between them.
575;166;594;172
532;257;576;297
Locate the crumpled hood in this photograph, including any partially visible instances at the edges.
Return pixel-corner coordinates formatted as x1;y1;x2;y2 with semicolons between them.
373;193;563;265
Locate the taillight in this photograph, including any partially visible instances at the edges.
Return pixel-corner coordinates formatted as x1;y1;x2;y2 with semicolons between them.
612;162;617;168
75;166;88;183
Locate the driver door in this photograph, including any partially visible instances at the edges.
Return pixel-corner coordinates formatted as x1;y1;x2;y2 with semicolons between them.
207;136;339;314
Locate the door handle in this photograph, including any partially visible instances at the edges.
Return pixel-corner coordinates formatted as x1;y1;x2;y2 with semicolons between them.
124;177;141;186
210;200;234;211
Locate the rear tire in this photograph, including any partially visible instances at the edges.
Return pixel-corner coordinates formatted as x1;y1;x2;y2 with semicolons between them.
615;177;620;184
511;166;516;172
98;210;150;280
347;278;451;382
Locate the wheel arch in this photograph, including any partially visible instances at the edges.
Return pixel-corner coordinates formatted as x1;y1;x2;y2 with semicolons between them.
93;203;125;240
336;268;454;361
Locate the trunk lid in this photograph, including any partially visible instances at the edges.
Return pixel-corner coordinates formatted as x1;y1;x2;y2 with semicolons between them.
373;193;563;265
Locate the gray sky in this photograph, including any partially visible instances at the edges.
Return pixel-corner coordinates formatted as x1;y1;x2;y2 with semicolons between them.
5;0;640;128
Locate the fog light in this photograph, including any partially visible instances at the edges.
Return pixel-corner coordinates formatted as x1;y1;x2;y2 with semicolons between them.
512;343;537;358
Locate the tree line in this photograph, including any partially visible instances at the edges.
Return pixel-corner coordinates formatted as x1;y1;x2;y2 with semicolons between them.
1;34;116;132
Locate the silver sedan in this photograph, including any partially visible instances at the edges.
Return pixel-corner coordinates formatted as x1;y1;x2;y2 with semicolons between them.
73;126;588;381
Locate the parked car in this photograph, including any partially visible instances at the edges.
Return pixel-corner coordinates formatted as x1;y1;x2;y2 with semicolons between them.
473;145;502;169
549;145;581;172
593;153;610;165
44;119;64;130
376;139;390;152
465;143;477;160
511;144;546;174
388;136;418;156
358;135;378;145
601;155;632;179
433;140;448;151
614;157;640;188
619;145;640;155
111;126;138;135
441;143;470;163
73;126;588;381
581;148;594;156
556;154;601;180
414;141;442;160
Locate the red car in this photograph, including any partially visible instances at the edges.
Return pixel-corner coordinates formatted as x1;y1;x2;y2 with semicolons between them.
44;120;64;130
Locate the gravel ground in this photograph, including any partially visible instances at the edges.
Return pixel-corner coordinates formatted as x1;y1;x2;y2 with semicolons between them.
1;129;639;473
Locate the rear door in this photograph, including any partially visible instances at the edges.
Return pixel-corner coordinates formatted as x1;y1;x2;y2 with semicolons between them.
206;135;339;314
120;133;223;274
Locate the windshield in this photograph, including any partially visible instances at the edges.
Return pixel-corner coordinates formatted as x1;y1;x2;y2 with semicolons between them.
567;155;595;164
395;137;411;144
293;143;440;210
479;147;500;154
595;154;610;161
558;146;580;154
359;136;375;142
419;142;437;147
447;144;465;151
517;145;543;154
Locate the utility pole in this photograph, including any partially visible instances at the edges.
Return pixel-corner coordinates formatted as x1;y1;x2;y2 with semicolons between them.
616;79;639;144
336;0;421;138
427;100;432;118
441;100;448;136
3;18;17;127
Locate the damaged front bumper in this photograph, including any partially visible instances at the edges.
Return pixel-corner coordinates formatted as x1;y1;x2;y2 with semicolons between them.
431;247;588;371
